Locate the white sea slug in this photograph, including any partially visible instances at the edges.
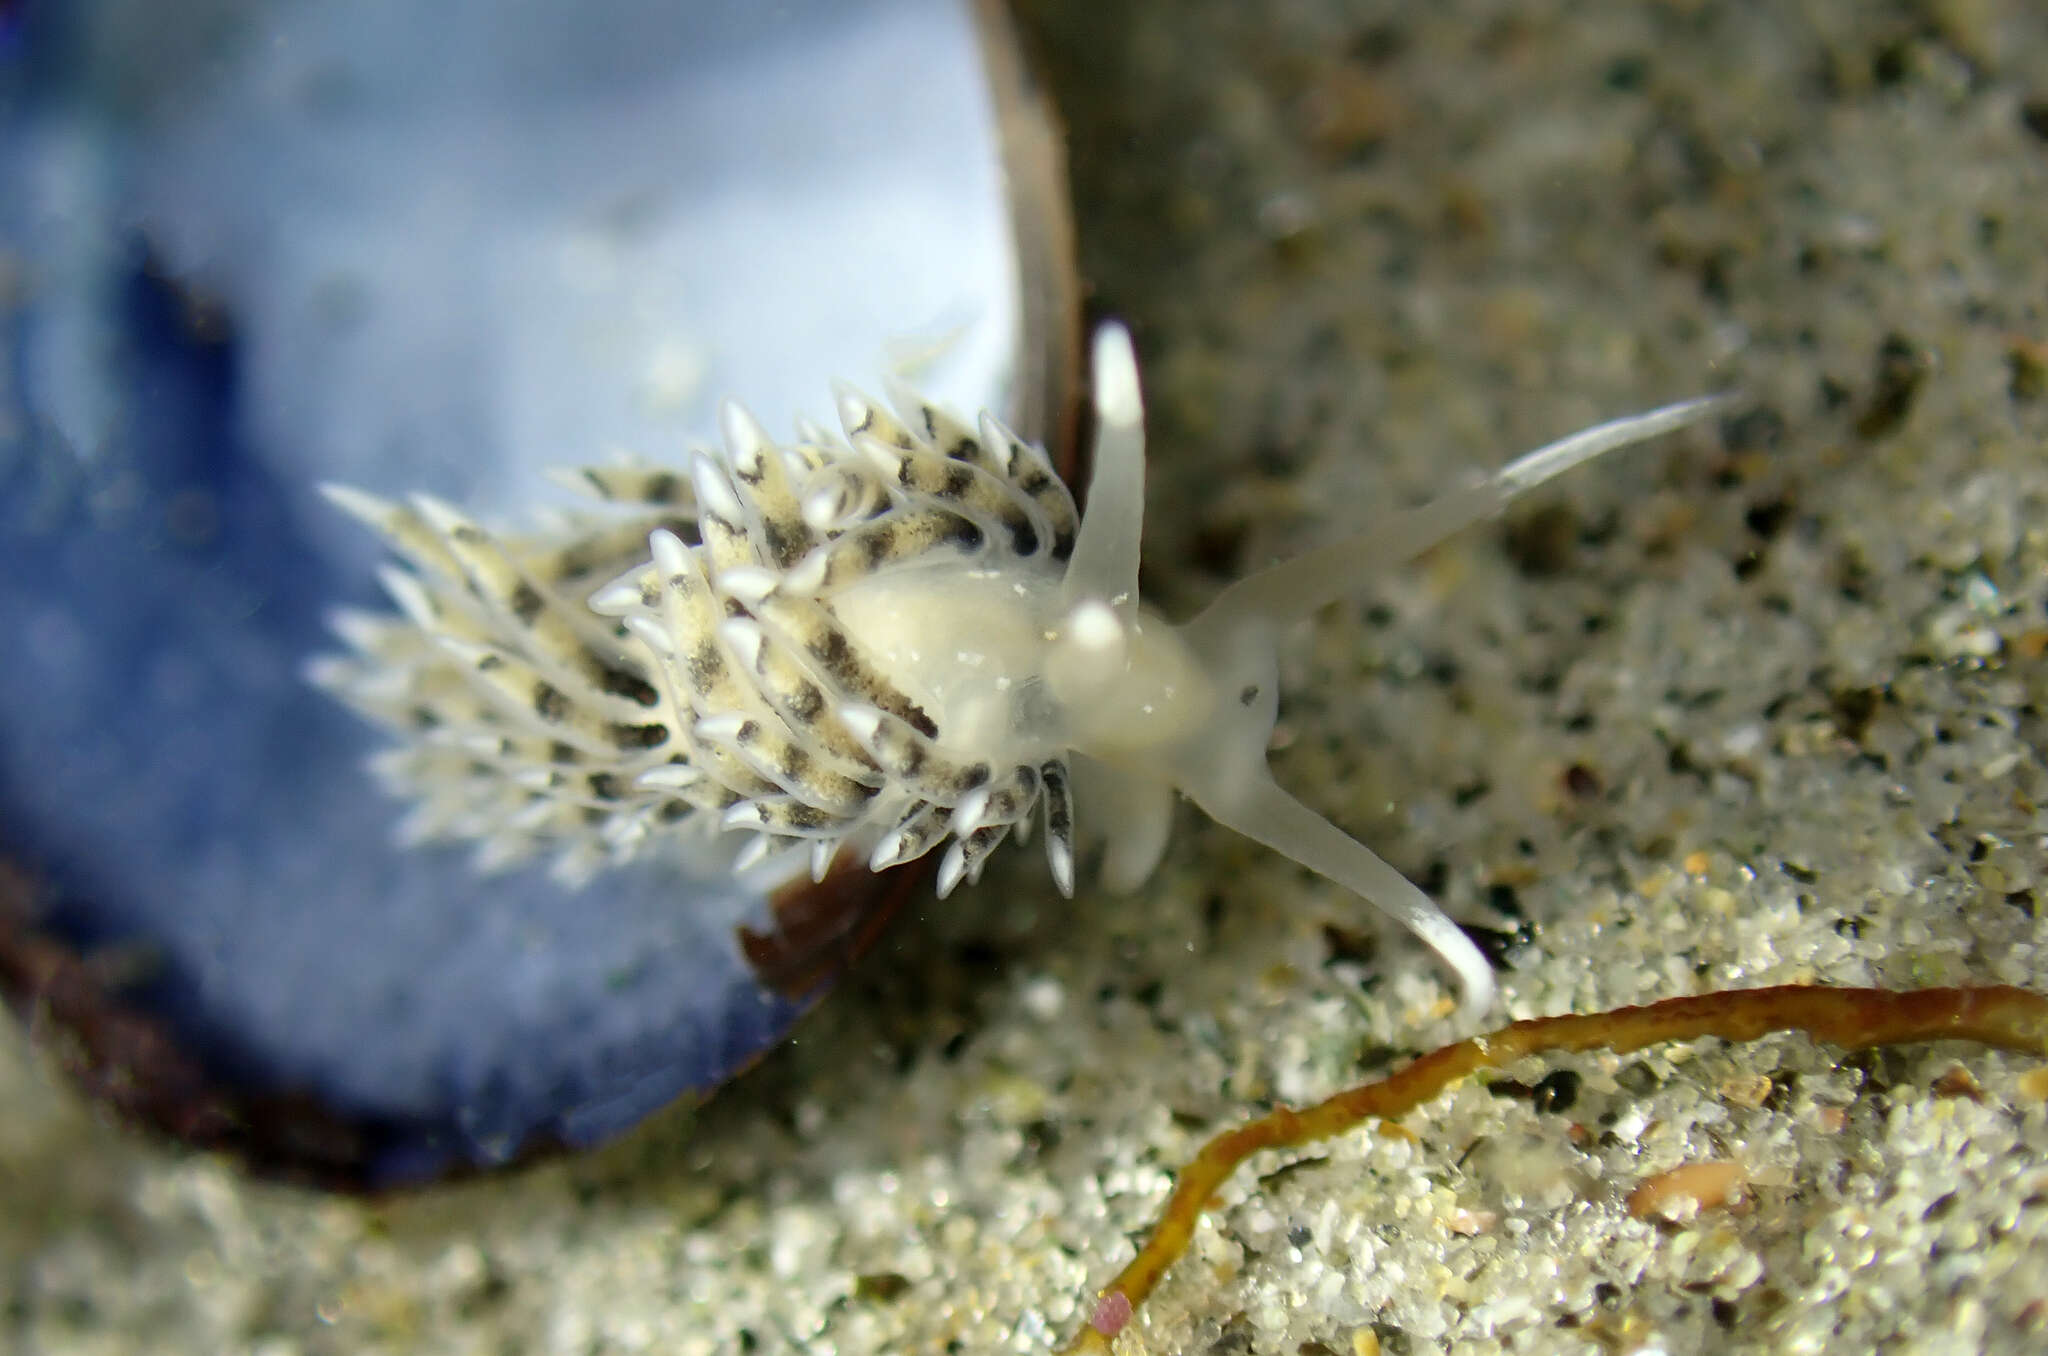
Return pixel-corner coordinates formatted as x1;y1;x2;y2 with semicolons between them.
313;324;1727;1023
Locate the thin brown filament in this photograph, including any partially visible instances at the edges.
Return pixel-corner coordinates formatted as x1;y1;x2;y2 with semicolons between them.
1060;984;2048;1352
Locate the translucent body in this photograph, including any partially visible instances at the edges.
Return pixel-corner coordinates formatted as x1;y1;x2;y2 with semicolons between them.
322;323;1729;1025
881;326;1730;1023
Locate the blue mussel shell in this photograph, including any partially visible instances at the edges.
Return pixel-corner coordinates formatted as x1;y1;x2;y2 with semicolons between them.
0;0;1071;1186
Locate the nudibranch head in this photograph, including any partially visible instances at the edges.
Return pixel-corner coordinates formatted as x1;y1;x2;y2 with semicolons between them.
316;324;1728;1024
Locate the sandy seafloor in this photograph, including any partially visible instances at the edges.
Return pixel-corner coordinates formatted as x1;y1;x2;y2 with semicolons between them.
8;1;2048;1352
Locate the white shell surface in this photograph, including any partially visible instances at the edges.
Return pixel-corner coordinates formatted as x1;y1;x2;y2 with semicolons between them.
27;0;1056;560
0;0;1075;1176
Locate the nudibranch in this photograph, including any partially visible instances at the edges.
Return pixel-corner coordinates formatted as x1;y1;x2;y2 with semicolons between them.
317;325;1727;1022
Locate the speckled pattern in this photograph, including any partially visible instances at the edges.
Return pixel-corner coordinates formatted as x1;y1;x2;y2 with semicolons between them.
7;2;2048;1352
